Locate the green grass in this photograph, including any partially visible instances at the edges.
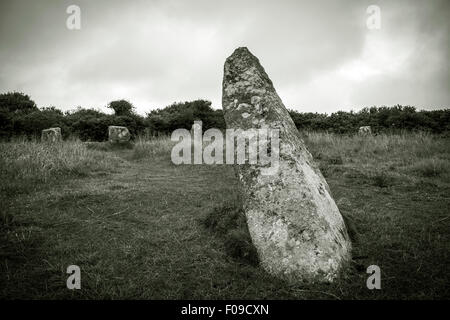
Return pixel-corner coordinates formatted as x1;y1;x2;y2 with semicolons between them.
200;204;259;266
1;132;449;299
131;136;175;160
85;141;134;152
0;138;124;195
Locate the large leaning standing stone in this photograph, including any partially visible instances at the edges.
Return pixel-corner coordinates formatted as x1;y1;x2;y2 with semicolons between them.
108;126;131;143
222;47;352;283
41;127;62;143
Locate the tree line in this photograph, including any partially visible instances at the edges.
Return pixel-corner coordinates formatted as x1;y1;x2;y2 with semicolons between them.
289;106;450;134
0;91;448;141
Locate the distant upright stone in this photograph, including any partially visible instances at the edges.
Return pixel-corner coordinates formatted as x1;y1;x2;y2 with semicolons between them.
108;126;131;143
190;121;202;135
222;47;352;283
359;126;372;135
41;127;62;143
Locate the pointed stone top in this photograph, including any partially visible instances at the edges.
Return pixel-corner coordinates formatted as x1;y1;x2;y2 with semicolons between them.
230;46;251;56
223;47;273;92
227;47;259;67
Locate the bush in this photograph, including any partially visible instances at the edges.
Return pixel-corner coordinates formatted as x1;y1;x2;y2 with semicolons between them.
1;90;449;140
289;105;450;134
107;99;135;116
65;108;146;141
14;107;68;138
65;108;115;141
146;100;225;135
0;92;37;113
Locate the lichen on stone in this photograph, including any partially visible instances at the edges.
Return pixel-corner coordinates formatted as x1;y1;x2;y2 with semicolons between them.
222;47;352;283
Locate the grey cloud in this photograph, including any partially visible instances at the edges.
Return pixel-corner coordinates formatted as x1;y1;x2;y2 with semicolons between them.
0;0;448;114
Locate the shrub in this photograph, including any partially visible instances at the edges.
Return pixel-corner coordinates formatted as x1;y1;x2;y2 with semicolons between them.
289;105;450;134
146;100;225;135
14;107;67;138
0;92;37;113
107;99;135;116
66;109;114;141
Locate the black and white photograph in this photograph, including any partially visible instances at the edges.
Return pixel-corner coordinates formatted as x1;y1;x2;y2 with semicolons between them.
0;0;449;307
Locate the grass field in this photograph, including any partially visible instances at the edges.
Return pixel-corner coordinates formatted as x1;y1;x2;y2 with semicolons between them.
1;132;449;299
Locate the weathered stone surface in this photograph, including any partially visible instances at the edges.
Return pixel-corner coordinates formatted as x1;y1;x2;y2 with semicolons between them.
41;127;62;143
222;47;351;283
108;126;131;143
359;126;372;135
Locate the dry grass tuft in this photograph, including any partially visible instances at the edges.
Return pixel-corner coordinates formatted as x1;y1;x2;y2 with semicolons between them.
0;138;123;185
131;135;175;160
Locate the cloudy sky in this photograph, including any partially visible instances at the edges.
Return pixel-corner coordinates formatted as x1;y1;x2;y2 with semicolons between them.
0;0;448;115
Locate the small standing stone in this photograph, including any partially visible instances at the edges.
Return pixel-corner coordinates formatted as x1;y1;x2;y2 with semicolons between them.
108;126;131;143
41;127;62;143
359;126;372;135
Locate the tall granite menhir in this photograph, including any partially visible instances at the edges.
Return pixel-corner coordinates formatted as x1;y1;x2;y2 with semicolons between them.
222;47;351;283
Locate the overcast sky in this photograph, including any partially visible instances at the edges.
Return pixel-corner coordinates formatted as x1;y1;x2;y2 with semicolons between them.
0;0;448;115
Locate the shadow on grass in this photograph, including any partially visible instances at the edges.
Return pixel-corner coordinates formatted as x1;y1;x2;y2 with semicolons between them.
199;203;259;266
